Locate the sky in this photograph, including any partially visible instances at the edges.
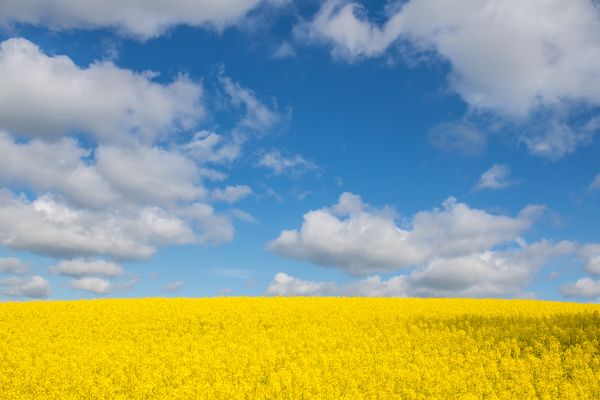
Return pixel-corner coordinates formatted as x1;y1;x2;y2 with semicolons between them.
0;0;599;301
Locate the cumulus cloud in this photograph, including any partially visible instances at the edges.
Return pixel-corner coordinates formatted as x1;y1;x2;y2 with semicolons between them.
581;244;600;275
0;132;117;208
476;164;519;190
183;130;243;165
0;257;28;274
305;0;600;114
178;203;234;245
0;38;203;143
95;145;206;206
1;275;50;298
269;192;543;275
69;276;138;294
0;0;282;39
266;272;337;296
561;278;600;299
0;37;276;271
257;149;318;175
69;277;111;294
407;240;575;297
49;259;124;277
304;0;600;158
210;185;253;203
268;240;575;298
0;190;196;260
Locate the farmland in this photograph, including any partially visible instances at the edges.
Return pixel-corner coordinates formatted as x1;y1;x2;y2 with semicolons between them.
0;298;598;399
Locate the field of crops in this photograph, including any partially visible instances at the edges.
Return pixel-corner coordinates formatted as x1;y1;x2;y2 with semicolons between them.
0;298;598;399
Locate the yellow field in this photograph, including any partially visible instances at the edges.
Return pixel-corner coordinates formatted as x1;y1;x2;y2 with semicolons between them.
0;298;598;399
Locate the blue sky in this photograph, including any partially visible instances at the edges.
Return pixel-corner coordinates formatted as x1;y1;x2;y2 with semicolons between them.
0;0;599;301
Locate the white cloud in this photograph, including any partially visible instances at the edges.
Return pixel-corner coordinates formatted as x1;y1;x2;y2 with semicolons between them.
519;119;596;160
304;0;600;158
0;38;203;143
257;149;318;175
0;132;116;208
269;192;542;275
1;275;50;298
220;74;284;133
581;244;600;275
96;145;206;206
0;0;282;39
590;173;600;191
305;0;600;115
178;203;234;245
268;240;575;298
162;280;183;293
561;278;600;299
69;277;111;294
210;185;253;203
342;275;409;297
49;259;124;277
266;272;336;296
476;164;519;190
183;130;243;165
0;190;196;260
0;257;28;274
69;276;138;294
429;122;486;156
407;240;575;297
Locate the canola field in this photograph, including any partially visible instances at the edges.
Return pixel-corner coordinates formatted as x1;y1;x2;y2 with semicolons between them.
0;298;599;399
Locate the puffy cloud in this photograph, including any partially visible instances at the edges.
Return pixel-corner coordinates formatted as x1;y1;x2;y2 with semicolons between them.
0;257;28;274
95;145;206;206
342;275;409;297
590;173;600;191
268;240;574;298
257;150;318;175
581;244;600;275
407;240;575;297
476;164;519;190
1;275;50;298
49;259;124;277
305;0;600;115
0;132;116;208
178;203;234;245
183;130;243;165
269;192;542;275
429;122;487;156
0;0;282;39
210;185;253;203
0;38;203;143
0;37;273;269
0;190;196;260
304;0;600;158
69;276;138;294
69;277;111;294
266;272;337;296
561;278;600;299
